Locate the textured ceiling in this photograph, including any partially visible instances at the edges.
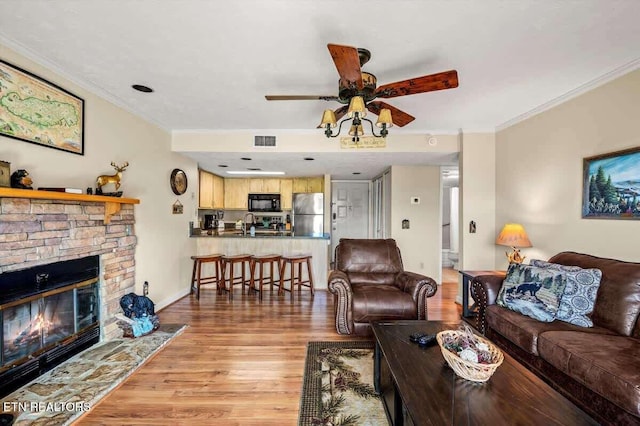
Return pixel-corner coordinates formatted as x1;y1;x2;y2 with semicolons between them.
1;0;639;178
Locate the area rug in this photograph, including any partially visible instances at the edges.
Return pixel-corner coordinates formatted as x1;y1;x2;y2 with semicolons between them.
2;323;187;426
299;341;387;426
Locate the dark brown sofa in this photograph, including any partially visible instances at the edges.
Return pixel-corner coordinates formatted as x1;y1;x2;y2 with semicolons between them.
471;251;640;425
327;238;437;336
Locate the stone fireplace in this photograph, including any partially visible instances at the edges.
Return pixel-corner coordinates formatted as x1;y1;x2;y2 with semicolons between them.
0;194;137;395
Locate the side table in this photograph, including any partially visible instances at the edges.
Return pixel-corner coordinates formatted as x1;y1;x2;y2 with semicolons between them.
459;270;506;318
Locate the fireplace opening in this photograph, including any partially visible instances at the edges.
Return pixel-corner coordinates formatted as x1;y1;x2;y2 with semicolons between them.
0;256;100;398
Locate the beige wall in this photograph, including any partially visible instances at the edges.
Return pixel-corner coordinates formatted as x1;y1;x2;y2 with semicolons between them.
459;132;497;270
496;68;640;265
390;165;442;282
0;43;199;309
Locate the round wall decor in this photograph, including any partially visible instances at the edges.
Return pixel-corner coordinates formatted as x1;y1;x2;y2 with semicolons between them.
170;168;188;195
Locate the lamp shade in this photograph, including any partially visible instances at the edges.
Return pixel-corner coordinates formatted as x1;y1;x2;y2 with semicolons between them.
320;109;337;128
376;108;394;128
348;124;364;137
496;223;532;248
347;96;366;118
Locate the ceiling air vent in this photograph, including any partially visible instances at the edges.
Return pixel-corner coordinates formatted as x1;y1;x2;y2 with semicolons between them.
254;136;276;148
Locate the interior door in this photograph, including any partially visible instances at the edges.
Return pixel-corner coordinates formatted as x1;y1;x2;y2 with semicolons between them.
331;181;370;263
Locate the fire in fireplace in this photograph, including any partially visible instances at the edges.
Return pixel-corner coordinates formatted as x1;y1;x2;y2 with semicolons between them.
0;256;100;397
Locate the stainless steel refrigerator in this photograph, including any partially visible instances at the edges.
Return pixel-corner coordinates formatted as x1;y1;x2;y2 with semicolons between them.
292;193;324;237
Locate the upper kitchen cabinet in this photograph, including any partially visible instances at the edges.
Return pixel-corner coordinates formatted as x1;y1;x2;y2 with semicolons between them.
249;179;263;193
212;174;224;208
262;178;281;193
280;179;293;210
293;177;324;193
224;178;249;209
199;170;224;209
248;178;280;193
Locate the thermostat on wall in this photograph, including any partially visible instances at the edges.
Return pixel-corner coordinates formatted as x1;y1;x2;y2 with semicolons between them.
411;196;420;205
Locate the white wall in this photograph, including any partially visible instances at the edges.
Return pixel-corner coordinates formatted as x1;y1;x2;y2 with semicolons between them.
390;165;441;282
172;131;460;155
496;69;640;264
0;43;198;309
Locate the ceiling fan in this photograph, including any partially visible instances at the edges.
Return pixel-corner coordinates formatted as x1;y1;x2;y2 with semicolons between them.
265;43;459;128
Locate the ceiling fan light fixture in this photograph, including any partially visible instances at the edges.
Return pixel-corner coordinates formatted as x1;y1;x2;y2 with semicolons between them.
376;108;393;128
347;96;366;118
320;109;337;127
348;124;364;137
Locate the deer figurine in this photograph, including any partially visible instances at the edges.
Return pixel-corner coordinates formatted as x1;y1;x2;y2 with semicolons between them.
96;162;129;192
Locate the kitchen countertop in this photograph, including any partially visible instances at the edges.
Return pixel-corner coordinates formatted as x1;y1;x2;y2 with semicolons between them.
191;229;330;240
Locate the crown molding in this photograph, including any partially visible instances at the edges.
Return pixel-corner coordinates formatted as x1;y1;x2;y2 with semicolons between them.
496;57;640;132
0;32;171;132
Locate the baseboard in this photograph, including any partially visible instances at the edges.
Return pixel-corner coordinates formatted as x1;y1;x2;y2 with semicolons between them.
155;287;191;312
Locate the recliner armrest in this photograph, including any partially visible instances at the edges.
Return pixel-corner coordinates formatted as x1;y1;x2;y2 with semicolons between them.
397;271;438;320
327;270;354;334
327;270;352;293
470;274;505;334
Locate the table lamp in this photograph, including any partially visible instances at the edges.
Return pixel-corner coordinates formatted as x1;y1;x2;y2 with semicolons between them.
496;223;532;264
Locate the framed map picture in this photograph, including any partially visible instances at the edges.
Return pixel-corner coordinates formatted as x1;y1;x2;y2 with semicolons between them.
582;146;640;220
0;58;84;155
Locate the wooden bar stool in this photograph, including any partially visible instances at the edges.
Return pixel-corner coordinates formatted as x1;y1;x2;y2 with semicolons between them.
190;254;224;300
279;254;314;299
221;254;253;300
250;254;282;301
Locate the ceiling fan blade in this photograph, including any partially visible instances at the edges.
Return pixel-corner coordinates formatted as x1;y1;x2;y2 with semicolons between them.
375;70;459;99
327;44;364;90
316;105;348;128
367;101;415;127
265;95;339;101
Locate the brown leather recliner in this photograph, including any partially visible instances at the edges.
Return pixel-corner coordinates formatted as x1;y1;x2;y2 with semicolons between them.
327;238;438;336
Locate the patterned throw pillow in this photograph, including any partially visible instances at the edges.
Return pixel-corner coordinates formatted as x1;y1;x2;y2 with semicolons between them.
529;259;602;327
497;263;568;322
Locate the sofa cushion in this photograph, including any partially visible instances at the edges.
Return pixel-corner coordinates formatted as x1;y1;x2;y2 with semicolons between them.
538;331;640;417
351;283;415;323
486;305;615;355
496;263;568;322
530;259;603;327
548;252;640;336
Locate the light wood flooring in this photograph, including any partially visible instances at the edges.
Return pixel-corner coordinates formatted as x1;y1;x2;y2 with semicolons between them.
77;268;461;425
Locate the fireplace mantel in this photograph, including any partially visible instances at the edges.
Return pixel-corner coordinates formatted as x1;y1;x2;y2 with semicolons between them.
0;188;140;224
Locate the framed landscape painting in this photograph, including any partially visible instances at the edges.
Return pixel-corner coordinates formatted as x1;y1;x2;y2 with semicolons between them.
582;147;640;219
0;58;84;155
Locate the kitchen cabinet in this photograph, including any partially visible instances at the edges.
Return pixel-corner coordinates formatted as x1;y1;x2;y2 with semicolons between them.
212;174;224;208
262;178;281;193
293;177;324;193
280;179;293;209
248;178;281;193
199;170;213;208
199;170;225;209
224;178;249;209
249;179;264;193
307;177;324;193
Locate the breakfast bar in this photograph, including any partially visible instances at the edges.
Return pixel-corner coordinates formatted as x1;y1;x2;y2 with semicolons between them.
192;231;330;290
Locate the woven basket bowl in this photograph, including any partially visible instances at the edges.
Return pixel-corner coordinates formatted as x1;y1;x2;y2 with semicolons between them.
436;330;504;382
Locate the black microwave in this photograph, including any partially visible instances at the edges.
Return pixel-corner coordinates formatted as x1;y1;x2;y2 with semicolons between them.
248;193;281;212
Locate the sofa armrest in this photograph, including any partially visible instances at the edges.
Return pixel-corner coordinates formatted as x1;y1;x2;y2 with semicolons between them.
397;271;438;320
327;270;354;335
470;274;505;334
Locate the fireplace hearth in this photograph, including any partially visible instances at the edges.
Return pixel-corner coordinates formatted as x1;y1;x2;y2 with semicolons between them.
0;256;100;397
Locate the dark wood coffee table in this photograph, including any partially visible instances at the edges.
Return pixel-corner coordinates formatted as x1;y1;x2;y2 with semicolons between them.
371;320;597;426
